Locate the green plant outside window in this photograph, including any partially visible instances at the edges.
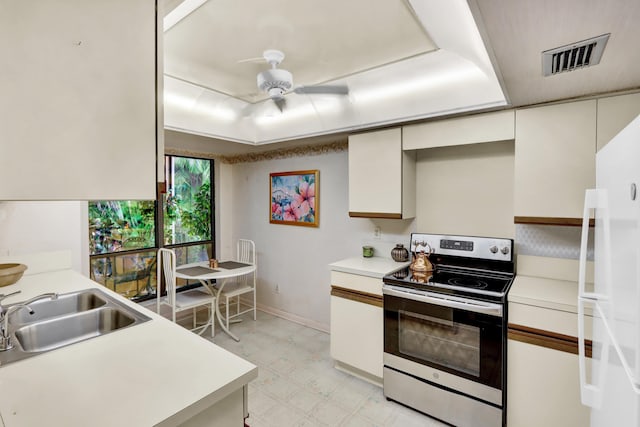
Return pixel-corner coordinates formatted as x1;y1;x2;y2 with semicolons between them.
89;155;214;300
164;157;212;245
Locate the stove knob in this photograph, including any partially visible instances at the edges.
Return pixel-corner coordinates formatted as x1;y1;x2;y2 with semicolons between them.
501;246;510;255
489;245;498;254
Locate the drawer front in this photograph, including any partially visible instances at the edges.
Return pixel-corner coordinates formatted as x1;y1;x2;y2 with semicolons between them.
331;271;382;296
508;301;591;338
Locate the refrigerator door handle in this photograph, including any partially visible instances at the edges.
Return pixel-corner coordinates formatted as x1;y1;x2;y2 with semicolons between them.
578;189;612;408
578;296;609;408
578;189;611;302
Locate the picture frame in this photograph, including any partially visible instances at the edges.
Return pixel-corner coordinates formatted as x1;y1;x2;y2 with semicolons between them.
270;170;319;227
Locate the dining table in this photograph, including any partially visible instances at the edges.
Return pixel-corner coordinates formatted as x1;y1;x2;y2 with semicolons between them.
175;260;256;341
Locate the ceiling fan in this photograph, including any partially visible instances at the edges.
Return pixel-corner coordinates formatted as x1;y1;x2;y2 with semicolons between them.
251;49;349;112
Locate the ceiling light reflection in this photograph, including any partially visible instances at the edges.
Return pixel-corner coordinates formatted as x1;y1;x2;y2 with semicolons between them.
165;91;237;122
164;92;196;110
197;104;238;122
254;97;343;126
354;65;483;104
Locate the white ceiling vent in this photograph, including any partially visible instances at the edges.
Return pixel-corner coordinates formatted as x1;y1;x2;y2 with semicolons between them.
542;34;610;76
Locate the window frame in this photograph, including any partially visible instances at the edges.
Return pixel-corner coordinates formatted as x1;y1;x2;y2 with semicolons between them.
88;154;215;301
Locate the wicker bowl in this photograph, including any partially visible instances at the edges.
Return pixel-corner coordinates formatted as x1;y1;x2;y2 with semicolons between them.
0;263;27;287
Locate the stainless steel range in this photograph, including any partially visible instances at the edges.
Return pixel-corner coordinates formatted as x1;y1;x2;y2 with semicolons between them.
382;233;514;427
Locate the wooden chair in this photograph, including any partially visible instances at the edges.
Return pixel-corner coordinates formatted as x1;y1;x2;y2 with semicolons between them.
217;239;257;329
156;248;216;337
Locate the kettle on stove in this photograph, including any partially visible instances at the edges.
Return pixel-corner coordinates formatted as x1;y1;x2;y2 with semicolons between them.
410;242;434;273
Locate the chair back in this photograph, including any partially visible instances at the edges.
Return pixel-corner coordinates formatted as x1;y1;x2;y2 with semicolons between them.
157;248;177;308
237;239;256;265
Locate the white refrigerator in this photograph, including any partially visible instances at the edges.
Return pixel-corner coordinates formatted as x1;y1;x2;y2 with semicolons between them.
578;114;640;426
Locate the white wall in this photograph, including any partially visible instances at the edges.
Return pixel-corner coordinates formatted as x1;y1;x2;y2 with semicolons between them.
224;150;415;331
0;201;89;274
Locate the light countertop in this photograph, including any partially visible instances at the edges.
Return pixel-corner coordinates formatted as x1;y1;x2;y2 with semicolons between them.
509;275;588;313
508;255;594;314
507;256;594;336
329;256;409;279
0;269;257;427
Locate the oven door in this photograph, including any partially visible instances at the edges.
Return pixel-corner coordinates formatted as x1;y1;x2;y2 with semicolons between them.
383;285;504;390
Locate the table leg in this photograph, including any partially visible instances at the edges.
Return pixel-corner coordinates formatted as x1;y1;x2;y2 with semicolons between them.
209;278;240;342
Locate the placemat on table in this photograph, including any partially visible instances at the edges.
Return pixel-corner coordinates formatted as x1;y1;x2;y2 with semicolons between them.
217;261;251;269
176;266;219;276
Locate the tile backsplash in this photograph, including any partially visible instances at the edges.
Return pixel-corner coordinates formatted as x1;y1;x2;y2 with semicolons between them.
515;224;594;260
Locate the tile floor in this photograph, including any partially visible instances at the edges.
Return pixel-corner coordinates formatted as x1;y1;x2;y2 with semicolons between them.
203;310;446;427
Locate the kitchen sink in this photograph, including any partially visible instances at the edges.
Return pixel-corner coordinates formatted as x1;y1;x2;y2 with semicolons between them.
15;307;136;353
8;289;108;327
0;288;150;366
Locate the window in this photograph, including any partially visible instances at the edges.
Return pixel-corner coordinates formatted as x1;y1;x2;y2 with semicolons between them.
164;156;212;245
89;201;156;254
89;155;214;300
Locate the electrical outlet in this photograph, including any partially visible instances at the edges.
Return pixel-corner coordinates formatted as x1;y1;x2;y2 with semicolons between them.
275;284;280;294
374;226;381;239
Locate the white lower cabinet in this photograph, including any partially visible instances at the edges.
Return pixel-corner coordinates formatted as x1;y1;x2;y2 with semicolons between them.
330;294;383;381
507;339;589;427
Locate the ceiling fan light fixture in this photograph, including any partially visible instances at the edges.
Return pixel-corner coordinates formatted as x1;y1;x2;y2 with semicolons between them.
257;69;293;97
267;87;286;99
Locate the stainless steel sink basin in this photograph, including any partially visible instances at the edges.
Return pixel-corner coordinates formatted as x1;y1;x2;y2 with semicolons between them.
8;289;108;327
0;288;150;366
15;307;136;353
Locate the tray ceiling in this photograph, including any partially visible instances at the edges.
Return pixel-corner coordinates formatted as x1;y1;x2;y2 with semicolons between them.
164;0;437;102
162;0;508;144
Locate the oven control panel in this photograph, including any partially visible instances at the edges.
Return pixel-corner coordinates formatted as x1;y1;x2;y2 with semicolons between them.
410;233;513;262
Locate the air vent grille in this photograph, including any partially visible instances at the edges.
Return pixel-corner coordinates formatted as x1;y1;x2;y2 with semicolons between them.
542;34;610;76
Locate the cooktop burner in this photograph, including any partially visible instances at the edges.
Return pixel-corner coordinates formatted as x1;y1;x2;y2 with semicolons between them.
447;277;489;289
384;266;514;302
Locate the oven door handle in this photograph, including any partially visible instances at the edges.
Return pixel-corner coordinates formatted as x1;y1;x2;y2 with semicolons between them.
383;286;503;317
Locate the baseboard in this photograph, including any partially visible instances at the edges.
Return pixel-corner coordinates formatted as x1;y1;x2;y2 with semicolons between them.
140;295;329;334
255;302;329;333
334;361;382;388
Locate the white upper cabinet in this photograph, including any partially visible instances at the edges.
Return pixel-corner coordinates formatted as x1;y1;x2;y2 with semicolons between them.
0;0;157;200
348;128;416;219
596;92;640;152
403;110;515;150
514;100;596;223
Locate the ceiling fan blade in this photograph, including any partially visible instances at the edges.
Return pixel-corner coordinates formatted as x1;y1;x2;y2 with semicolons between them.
272;97;286;112
237;56;265;64
293;85;349;95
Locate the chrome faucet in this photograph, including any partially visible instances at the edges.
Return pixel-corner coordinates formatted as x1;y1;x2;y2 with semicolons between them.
0;290;22;316
15;293;58;308
0;293;58;351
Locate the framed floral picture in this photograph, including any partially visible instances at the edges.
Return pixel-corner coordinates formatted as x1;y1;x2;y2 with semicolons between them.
270;170;319;227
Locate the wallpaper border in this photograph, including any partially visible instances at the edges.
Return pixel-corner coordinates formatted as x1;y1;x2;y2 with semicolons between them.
165;141;348;164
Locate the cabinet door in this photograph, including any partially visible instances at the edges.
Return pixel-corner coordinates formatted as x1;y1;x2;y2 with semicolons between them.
330;295;383;379
403;110;515;150
597;92;640;151
507;339;590;427
349;128;404;218
514;100;596;221
0;0;156;200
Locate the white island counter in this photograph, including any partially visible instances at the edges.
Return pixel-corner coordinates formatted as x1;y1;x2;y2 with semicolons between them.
0;259;257;427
